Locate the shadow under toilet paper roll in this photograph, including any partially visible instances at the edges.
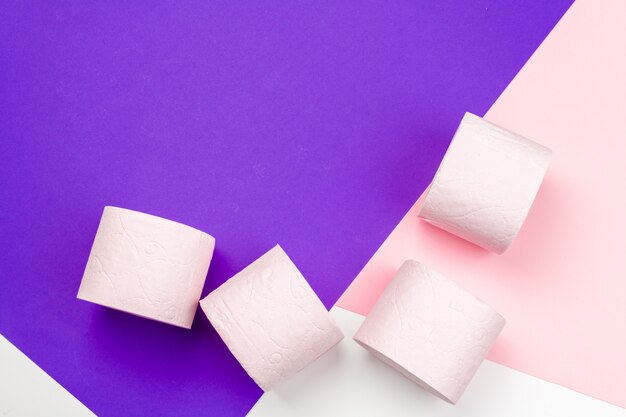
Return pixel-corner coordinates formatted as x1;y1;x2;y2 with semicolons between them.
77;206;215;329
200;245;344;391
418;112;551;254
353;260;505;404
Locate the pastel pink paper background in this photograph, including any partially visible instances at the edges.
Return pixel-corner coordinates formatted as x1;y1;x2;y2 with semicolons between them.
338;0;626;408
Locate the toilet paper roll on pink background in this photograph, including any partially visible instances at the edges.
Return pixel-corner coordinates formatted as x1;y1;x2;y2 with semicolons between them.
77;206;215;329
418;112;551;253
200;245;343;391
353;260;505;404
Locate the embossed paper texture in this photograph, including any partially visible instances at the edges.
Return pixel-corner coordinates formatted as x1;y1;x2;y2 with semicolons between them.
353;260;505;404
419;113;551;254
77;206;215;329
337;0;626;409
200;245;344;391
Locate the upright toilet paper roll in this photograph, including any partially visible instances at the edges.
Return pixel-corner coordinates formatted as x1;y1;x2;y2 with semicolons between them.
418;112;551;253
353;260;505;404
77;206;215;329
200;245;344;391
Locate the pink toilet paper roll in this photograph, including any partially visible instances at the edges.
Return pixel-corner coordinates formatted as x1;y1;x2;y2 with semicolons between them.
77;206;215;329
200;245;343;391
418;112;551;253
353;260;505;404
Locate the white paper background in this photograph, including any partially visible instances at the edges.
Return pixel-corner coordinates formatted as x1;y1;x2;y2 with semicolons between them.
248;307;626;417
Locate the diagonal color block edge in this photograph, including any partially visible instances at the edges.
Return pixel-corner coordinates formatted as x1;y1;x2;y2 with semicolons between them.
338;0;626;408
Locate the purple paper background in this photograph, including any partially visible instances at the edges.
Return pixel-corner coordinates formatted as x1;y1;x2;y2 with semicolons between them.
1;1;571;416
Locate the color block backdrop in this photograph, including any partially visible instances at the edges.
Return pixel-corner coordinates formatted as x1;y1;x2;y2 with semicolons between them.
339;0;626;407
0;1;571;416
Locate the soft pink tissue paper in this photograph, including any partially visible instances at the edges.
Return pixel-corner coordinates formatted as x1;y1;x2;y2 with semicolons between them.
353;260;505;404
419;113;551;254
77;206;215;329
339;0;626;407
200;245;344;391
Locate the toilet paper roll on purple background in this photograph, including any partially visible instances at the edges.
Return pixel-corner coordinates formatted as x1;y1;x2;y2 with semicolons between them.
354;260;505;404
77;206;215;329
419;113;551;253
200;245;343;391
